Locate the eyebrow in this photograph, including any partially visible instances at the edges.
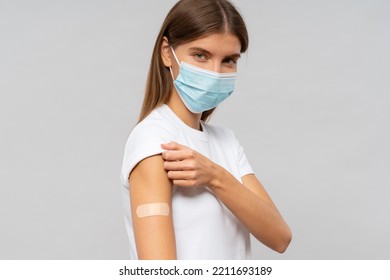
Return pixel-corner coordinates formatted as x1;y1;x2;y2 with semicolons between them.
188;47;241;59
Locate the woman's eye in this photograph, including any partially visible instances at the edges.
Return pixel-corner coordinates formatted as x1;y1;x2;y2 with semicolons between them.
223;58;237;66
194;53;207;60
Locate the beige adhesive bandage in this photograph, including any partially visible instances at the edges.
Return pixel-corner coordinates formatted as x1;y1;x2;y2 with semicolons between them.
136;203;170;218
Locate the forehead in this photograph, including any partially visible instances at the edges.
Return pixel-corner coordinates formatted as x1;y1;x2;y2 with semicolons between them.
178;33;241;55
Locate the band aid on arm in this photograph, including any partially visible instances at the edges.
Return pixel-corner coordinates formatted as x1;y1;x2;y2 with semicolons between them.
136;203;170;218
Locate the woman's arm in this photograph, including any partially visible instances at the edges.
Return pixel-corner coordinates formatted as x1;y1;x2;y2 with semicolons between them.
129;155;176;259
161;142;292;253
212;171;292;253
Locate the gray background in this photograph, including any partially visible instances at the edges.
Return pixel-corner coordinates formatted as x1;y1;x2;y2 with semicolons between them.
1;0;389;259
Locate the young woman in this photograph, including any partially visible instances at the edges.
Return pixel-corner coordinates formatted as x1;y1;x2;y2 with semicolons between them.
120;0;292;260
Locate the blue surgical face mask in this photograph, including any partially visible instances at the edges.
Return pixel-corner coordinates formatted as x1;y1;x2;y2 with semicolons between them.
169;47;236;114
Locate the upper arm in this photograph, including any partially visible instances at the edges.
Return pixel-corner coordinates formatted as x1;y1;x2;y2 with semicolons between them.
242;174;277;208
129;154;176;259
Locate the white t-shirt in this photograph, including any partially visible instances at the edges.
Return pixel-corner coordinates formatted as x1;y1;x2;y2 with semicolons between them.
120;104;254;259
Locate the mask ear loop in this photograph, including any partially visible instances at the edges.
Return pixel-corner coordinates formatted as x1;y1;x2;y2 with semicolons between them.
169;66;175;81
169;47;181;81
170;47;181;65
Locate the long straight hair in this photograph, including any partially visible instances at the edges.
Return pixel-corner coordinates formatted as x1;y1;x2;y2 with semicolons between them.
138;0;249;123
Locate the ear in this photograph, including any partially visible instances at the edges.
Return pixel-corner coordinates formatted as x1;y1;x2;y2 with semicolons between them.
161;37;172;67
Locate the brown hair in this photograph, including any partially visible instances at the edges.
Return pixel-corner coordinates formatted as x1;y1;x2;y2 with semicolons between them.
138;0;249;123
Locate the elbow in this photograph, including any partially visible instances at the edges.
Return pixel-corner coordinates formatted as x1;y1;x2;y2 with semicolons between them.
274;227;292;254
255;225;292;254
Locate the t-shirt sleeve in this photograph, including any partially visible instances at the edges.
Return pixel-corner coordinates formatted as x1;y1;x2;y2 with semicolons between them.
227;128;254;178
120;121;173;187
237;140;254;177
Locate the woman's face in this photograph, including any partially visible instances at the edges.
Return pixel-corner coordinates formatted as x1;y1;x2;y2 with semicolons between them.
168;33;242;77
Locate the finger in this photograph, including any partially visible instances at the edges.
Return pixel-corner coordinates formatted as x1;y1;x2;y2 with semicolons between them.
162;149;195;161
161;150;184;161
163;159;195;171
167;170;196;180
172;179;198;188
161;141;188;151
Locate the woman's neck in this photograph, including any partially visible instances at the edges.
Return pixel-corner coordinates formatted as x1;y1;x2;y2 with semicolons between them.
166;92;202;131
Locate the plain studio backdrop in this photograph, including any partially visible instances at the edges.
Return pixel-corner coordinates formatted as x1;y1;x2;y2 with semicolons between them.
1;0;389;259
